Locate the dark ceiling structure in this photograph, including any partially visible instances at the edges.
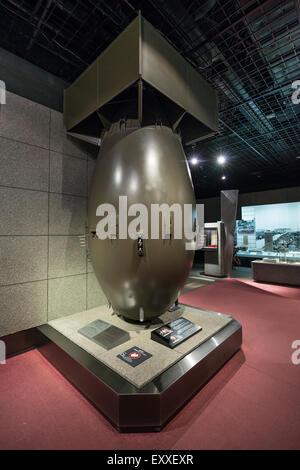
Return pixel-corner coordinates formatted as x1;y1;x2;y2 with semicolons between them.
0;0;299;198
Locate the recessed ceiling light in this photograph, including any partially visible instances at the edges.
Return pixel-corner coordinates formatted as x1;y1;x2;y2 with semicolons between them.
221;175;226;180
190;157;198;165
217;155;226;165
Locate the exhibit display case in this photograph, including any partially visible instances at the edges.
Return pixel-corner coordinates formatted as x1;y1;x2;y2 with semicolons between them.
203;227;218;250
236;202;300;262
252;259;300;286
204;222;226;277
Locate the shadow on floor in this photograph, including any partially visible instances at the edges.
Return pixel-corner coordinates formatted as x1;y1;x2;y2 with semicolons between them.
183;265;252;295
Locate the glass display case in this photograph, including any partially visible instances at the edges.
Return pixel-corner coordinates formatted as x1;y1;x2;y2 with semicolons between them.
203;222;226;277
236;201;300;262
203;227;218;251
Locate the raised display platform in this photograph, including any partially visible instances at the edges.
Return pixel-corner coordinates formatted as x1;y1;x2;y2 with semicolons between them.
252;260;300;286
36;305;242;432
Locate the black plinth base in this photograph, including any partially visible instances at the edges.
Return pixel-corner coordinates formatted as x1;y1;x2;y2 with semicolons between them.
36;311;242;433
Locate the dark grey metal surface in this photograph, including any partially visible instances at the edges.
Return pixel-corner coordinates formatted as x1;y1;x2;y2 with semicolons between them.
64;14;218;144
221;190;239;278
64;16;140;130
141;16;218;136
88;123;195;321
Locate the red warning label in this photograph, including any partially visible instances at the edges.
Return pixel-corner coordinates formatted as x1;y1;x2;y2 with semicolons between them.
128;351;141;360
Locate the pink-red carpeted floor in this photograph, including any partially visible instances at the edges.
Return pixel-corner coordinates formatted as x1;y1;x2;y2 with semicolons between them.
1;278;300;450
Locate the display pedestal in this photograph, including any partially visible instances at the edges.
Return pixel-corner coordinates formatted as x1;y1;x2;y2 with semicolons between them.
252;260;300;286
36;306;242;432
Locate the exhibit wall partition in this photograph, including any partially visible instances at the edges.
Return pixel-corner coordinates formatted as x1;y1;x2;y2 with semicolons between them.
0;91;106;338
198;187;300;223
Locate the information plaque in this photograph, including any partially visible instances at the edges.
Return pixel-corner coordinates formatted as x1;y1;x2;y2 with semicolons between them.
117;347;152;367
151;317;202;349
78;319;130;350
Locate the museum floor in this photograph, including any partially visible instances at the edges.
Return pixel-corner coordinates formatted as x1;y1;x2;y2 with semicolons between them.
1;275;300;450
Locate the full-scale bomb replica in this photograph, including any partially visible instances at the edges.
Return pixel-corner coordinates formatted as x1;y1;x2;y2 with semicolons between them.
64;14;218;321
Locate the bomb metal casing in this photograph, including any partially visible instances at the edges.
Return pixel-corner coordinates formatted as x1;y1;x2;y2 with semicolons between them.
65;15;218;321
88;121;195;321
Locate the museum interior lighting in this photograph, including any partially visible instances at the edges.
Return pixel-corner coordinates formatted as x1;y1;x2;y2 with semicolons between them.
217;155;226;165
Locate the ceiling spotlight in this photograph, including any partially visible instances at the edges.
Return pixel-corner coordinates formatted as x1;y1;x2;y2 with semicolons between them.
221;175;226;180
190;157;198;165
217;155;226;165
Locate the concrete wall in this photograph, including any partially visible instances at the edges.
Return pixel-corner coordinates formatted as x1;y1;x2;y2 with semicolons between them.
0;91;106;337
199;186;300;223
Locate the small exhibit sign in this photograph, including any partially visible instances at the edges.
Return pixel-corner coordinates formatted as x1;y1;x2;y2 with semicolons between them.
118;346;152;367
78;319;130;350
151;317;202;349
